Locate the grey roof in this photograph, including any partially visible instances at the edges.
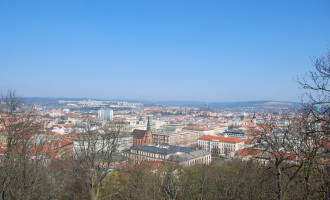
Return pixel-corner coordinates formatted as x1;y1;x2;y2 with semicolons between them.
254;151;271;159
133;145;194;155
253;143;269;150
225;130;245;134
132;129;147;139
95;152;127;163
168;150;210;163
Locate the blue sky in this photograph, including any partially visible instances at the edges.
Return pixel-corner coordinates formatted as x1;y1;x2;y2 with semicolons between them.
0;0;329;102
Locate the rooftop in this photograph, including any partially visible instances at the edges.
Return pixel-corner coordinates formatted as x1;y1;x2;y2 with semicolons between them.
133;144;194;155
199;135;244;143
168;150;210;162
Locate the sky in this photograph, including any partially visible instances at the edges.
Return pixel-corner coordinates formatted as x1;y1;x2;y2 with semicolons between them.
0;0;329;102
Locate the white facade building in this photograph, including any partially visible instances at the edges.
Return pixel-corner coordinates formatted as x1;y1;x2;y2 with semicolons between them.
198;135;244;156
73;134;133;156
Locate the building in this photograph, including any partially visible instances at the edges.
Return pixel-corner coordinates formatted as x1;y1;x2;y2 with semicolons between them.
98;109;113;121
127;120;147;132
152;130;198;146
132;118;153;146
198;135;244;156
73;134;133;156
55;139;74;159
224;130;246;139
233;148;265;161
183;125;215;137
124;144;211;166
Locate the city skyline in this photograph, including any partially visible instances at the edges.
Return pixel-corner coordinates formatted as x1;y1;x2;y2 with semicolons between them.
1;0;330;102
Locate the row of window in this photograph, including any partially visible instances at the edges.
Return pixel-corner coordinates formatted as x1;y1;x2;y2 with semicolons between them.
132;150;167;159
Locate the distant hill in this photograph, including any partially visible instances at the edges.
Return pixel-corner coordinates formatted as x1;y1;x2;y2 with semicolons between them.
24;97;300;112
150;100;300;111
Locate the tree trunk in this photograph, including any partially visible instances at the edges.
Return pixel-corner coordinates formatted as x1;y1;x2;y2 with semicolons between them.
276;159;282;200
91;177;101;200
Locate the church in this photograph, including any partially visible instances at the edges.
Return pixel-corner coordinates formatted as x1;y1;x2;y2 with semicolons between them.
131;118;153;146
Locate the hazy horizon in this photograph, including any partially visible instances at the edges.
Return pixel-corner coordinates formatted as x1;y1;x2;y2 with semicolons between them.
22;95;300;104
1;1;329;102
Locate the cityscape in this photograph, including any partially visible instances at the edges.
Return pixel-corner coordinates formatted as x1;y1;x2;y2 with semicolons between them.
0;1;329;200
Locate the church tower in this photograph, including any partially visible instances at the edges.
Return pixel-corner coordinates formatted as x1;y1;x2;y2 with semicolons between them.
252;111;257;125
146;117;153;144
147;117;151;132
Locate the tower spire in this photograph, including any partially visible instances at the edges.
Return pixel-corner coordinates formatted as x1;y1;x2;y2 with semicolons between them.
147;117;151;132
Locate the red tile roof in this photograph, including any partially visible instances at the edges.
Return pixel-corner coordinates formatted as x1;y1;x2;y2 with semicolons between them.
236;148;264;157
60;139;73;147
30;145;56;159
246;120;254;126
198;135;243;143
244;140;253;145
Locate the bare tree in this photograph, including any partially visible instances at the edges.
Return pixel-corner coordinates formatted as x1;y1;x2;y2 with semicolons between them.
49;157;90;200
115;163;160;200
155;164;183;200
298;50;329;111
257;114;305;200
257;50;330;200
0;90;52;200
179;164;210;200
73;118;128;200
296;50;329;199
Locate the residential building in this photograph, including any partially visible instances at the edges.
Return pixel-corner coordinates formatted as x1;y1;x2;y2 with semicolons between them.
152;130;198;146
98;109;114;121
198;135;244;156
183;125;215;137
224;129;246;139
73;134;133;156
55;139;74;159
124;144;211;166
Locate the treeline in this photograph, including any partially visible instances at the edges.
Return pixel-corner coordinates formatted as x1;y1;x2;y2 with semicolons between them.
0;151;328;200
47;158;327;200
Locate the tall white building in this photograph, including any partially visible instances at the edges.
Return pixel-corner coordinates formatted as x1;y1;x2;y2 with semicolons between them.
98;109;113;121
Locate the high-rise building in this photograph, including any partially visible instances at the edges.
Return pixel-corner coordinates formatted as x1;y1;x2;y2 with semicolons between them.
98;109;113;121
